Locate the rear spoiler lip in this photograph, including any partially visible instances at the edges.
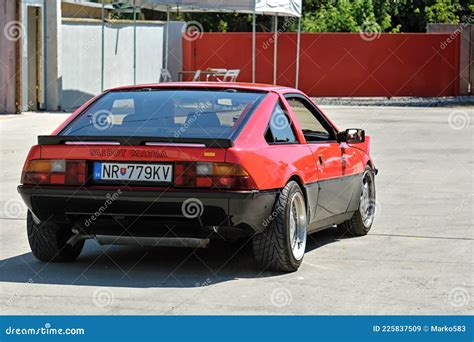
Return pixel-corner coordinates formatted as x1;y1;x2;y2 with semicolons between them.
37;135;234;148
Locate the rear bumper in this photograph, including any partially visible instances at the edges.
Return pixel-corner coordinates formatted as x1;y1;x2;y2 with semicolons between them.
18;186;279;236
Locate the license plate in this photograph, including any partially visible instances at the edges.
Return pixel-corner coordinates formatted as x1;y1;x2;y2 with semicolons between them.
93;162;173;183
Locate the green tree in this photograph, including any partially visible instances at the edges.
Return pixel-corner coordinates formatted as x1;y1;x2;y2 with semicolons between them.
132;0;471;33
301;0;468;33
425;0;461;23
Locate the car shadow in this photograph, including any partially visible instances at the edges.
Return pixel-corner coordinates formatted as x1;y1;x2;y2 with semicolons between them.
0;228;352;288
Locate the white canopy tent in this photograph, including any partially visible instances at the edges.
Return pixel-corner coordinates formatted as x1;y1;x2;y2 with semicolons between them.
136;0;301;16
135;0;303;86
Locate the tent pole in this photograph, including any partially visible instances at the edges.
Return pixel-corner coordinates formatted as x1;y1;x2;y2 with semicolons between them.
252;10;256;83
133;0;137;85
295;16;301;89
273;15;278;85
101;1;105;91
165;6;170;70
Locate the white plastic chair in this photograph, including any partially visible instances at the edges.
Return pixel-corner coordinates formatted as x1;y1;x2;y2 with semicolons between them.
206;68;227;81
160;69;172;82
219;69;240;82
192;70;202;82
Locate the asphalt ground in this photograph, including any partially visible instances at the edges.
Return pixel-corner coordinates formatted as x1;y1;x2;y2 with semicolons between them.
0;105;472;314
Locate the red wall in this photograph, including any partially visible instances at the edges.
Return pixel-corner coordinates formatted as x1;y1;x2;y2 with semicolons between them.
182;32;460;97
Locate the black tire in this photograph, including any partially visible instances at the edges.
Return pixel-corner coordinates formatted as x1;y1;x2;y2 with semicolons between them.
27;211;83;262
339;166;376;236
252;181;307;272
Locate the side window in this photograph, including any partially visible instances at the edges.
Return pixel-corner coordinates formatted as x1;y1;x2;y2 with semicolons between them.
265;103;297;144
286;97;333;142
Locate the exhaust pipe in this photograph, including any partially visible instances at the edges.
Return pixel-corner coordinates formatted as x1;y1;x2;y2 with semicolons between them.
94;235;210;248
66;228;93;246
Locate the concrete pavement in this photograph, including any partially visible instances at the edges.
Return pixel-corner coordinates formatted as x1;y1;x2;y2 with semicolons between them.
0;106;472;314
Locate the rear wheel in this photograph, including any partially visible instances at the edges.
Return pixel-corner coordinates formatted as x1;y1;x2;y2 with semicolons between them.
252;181;307;272
27;211;83;262
339;166;376;236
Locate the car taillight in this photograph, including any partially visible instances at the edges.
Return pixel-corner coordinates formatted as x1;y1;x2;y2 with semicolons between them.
22;159;86;185
174;162;257;190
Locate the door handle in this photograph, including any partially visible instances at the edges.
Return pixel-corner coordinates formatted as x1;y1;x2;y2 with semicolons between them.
317;156;324;172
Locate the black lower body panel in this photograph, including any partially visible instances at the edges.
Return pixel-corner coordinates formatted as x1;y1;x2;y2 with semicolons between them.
17;186;279;240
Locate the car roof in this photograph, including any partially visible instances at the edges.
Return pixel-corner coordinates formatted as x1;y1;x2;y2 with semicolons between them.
108;82;295;93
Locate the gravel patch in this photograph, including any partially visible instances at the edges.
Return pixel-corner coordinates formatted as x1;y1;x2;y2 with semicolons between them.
312;96;474;107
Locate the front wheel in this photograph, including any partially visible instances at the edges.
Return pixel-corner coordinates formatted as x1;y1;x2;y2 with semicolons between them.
252;181;307;272
339;166;376;236
27;211;84;262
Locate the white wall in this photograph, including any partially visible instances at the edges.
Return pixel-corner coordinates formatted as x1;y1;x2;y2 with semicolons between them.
165;21;186;81
0;0;19;113
61;19;167;110
45;0;62;111
21;0;45;112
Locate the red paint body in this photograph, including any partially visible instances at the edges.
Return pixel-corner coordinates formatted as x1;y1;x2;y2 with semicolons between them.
25;83;373;191
19;82;376;237
19;83;378;270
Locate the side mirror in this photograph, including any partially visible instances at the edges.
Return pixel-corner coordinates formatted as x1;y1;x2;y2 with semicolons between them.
337;128;365;143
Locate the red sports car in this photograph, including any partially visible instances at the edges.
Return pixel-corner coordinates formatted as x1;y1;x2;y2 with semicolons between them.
18;83;377;272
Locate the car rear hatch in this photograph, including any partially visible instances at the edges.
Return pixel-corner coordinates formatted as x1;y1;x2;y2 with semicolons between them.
21;136;255;230
24;128;261;194
36;135;232;188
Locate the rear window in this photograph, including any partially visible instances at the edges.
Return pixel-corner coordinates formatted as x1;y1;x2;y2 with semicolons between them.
60;89;266;139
